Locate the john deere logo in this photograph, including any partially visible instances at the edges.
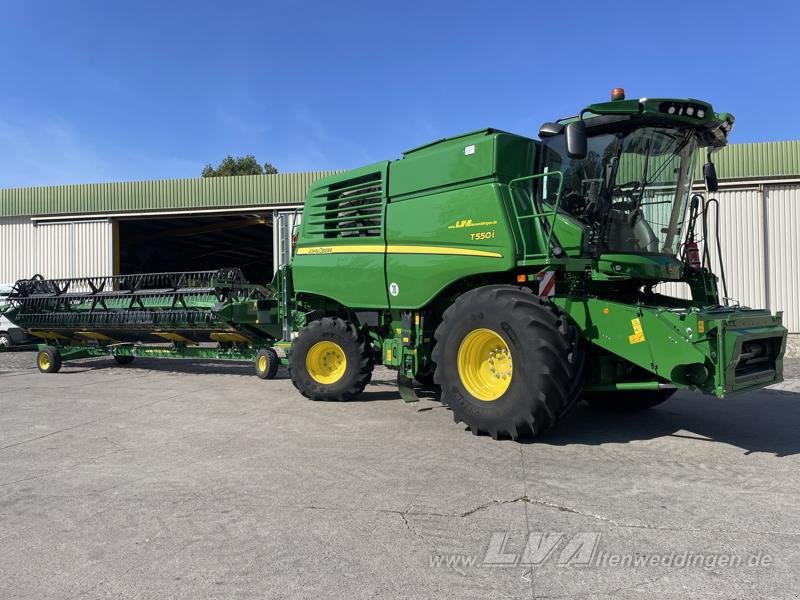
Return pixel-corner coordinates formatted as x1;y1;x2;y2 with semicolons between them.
448;219;498;230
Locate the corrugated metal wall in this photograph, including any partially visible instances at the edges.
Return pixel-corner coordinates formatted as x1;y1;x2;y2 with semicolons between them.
648;184;798;333
706;188;767;309
0;217;34;284
0;218;113;284
31;220;113;285
765;185;800;333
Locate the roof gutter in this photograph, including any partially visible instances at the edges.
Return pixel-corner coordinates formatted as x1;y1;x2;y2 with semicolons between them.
29;204;304;222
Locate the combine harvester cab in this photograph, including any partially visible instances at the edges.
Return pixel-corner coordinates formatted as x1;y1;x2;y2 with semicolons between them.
2;269;286;378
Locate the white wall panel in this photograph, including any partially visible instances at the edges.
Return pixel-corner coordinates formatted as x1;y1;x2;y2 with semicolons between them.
653;189;765;304
703;188;766;309
765;185;800;333
33;220;112;286
0;217;34;285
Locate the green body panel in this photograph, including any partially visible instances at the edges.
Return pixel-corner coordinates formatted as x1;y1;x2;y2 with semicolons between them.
293;131;537;310
390;130;497;198
292;161;390;309
596;253;684;280
554;297;786;397
291;251;389;309
385;182;515;308
550;212;584;256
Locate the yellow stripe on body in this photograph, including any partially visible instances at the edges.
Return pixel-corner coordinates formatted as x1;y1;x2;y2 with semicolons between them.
296;245;384;255
296;245;502;258
387;245;502;258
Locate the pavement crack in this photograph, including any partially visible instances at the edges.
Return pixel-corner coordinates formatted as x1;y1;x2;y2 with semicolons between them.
399;512;469;577
459;496;530;517
525;497;800;537
608;567;681;596
0;390;201;452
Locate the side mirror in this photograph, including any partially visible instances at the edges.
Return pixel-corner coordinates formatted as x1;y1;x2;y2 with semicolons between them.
703;160;719;192
565;121;587;159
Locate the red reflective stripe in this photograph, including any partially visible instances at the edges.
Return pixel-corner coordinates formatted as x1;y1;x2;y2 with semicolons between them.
538;272;556;297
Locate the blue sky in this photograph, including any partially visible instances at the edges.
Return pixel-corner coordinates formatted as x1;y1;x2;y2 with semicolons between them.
0;0;797;188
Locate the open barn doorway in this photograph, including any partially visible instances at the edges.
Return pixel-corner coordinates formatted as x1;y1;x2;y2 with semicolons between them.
116;213;274;285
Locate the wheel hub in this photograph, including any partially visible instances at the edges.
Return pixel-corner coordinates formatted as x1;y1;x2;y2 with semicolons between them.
457;328;513;401
306;341;347;385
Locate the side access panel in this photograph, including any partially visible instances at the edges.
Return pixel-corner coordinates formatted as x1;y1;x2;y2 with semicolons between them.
292;162;390;309
384;131;519;309
384;182;515;309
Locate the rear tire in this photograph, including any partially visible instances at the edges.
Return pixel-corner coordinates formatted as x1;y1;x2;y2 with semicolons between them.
37;347;62;374
113;355;135;365
254;348;279;380
289;318;373;401
432;285;584;440
584;389;675;410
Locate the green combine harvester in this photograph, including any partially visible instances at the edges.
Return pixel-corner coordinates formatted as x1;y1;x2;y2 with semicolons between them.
2;89;787;439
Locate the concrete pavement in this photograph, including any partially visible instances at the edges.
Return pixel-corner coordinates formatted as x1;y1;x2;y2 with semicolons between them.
1;354;799;599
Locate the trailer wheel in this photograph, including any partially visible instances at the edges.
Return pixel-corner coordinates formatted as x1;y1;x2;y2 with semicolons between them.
0;333;11;348
113;355;135;366
289;318;373;401
433;285;584;440
254;348;280;380
584;389;676;410
37;347;63;374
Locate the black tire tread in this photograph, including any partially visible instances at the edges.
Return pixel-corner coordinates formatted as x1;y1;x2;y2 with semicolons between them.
432;285;583;439
37;346;62;374
255;348;280;380
288;317;373;401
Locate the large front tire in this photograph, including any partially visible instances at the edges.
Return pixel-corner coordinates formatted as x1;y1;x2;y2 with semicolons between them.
433;286;584;440
289;318;374;401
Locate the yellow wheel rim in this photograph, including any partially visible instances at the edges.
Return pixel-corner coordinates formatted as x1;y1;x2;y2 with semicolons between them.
257;355;268;373
38;353;51;371
306;341;347;385
457;328;512;401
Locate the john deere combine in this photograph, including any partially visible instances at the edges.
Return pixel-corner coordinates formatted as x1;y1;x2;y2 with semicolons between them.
2;89;787;439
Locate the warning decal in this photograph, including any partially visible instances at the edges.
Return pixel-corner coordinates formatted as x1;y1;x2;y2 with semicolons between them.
628;318;646;344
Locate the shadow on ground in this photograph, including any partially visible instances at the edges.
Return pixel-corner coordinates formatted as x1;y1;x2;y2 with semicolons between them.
537;388;800;457
56;357;800;456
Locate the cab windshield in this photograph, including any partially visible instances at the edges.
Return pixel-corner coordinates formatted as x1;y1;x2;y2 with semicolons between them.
541;126;698;256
